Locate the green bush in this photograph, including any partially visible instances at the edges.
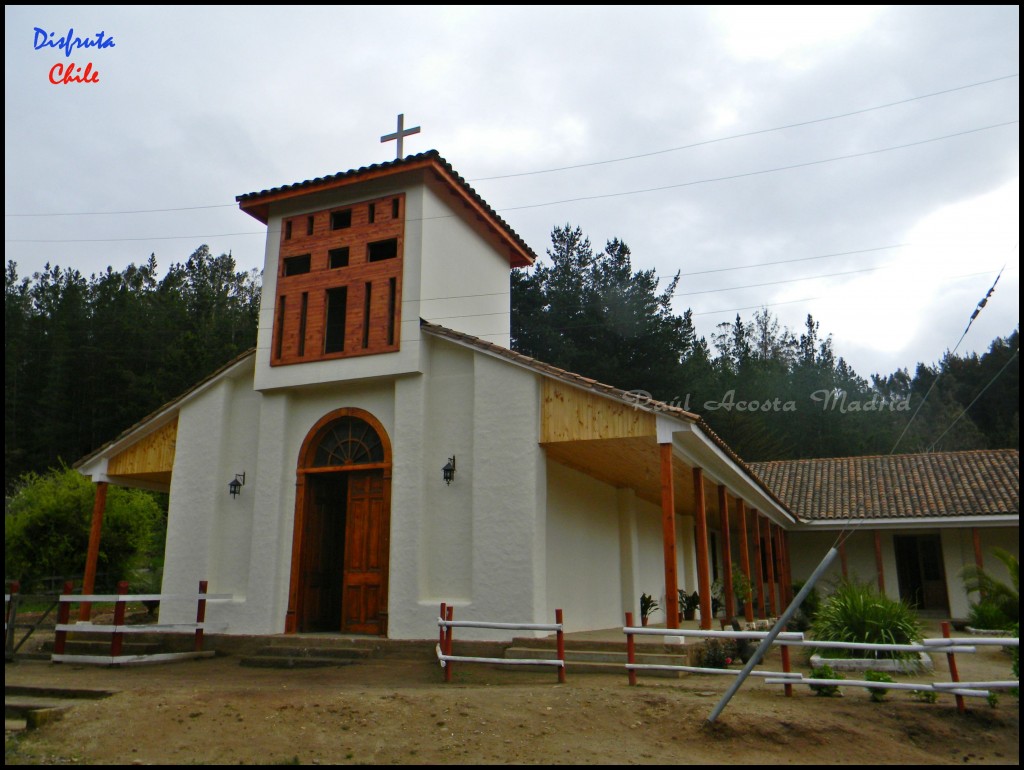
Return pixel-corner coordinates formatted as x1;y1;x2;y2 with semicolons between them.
968;599;1016;631
960;549;1019;628
789;579;822;633
4;466;163;591
809;664;844;697
864;670;895;702
694;638;733;669
911;689;938;704
810;580;922;660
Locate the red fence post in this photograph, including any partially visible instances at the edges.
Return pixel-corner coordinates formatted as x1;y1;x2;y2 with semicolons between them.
444;606;454;683
781;634;793;697
942;621;966;714
195;581;208;652
53;580;74;659
555;609;566;684
625;612;637;686
111;580;129;659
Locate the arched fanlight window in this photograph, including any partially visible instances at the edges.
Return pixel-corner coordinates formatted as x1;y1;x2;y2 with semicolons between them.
312;417;385;467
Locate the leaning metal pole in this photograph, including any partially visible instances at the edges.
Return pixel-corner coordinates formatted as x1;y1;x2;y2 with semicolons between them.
705;547;839;726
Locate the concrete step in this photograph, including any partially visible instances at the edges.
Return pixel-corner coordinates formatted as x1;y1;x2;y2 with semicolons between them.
238;655;358;669
5;717;28;732
501;645;689;678
40;640;163;656
4;686;114;731
254;645;372;660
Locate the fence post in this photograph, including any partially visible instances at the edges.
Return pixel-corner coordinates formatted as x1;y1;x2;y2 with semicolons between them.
625;612;637;686
555;609;566;684
5;581;21;661
194;581;208;652
444;605;454;683
110;580;129;659
53;580;74;660
438;602;447;650
781;632;793;697
942;621;966;714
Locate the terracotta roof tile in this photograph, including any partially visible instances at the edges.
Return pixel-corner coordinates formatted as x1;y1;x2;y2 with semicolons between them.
749;450;1019;521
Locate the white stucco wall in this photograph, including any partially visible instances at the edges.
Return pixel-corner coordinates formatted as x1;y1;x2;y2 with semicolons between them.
786;525;1020;621
419;184;513;348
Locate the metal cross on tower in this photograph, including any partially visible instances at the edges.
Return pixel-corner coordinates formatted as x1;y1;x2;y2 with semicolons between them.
380;113;421;160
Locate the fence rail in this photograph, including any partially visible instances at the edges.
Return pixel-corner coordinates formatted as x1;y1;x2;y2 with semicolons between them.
52;579;231;666
435;602;566;683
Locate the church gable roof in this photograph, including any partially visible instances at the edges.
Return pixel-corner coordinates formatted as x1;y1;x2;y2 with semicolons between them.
750;449;1020;523
236;150;536;267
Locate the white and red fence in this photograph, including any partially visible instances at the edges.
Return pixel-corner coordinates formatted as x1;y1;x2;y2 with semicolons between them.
623;614;1018;709
436;602;566;683
53;580;230;666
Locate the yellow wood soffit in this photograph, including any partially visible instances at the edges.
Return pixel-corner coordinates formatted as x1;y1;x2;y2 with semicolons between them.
107;418;177;478
540;380;656;443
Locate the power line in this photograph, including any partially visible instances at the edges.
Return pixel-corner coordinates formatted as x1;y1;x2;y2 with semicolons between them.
929;347;1019;452
5;75;1016;221
469;74;1020;181
11;119;1015;246
497;121;1019;213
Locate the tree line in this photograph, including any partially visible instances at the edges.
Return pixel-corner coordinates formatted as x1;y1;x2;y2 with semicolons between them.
5;246;260;489
5;229;1018;491
512;225;1018;461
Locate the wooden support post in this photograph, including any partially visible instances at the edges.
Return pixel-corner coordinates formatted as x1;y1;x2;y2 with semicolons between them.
444;606;454;683
839;539;849;579
194;581;208;652
54;580;73;660
625;612;637;686
659;443;680;629
79;481;109;621
693;467;712;630
718;486;734;621
555;608;566;684
752;512;765;619
781;528;794;606
111;580;128;659
874;530;885;593
942;621;966;714
737;501;754;623
763;517;777;617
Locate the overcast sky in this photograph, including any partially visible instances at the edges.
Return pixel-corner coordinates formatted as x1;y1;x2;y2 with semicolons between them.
5;5;1019;380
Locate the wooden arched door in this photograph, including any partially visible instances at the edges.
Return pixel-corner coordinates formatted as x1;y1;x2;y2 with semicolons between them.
286;409;392;635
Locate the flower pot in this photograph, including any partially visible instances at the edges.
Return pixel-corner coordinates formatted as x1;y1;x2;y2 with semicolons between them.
683;609;695;621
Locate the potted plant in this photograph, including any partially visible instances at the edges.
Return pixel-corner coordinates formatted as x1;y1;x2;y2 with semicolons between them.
732;567;753;616
639;592;659;626
678;590;700;621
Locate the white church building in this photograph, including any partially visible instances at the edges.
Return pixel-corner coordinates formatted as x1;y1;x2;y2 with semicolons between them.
74;151;1018;640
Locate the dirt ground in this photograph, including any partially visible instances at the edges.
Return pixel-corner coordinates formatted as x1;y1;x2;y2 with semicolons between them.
5;627;1018;766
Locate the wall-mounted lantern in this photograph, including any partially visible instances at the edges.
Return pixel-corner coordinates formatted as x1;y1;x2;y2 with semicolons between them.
229;472;246;498
442;456;456;486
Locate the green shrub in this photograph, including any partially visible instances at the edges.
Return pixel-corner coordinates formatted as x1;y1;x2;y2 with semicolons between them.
789;579;822;633
911;689;938;704
694;638;733;669
4;466;163;591
810;580;922;660
960;548;1019;627
968;599;1015;631
864;670;895;702
809;664;844;697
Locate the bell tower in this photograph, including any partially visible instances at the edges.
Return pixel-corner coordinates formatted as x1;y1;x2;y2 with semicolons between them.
237;150;535;391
